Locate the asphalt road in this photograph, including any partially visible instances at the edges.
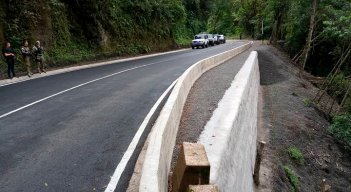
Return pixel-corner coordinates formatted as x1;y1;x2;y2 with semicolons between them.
0;41;247;192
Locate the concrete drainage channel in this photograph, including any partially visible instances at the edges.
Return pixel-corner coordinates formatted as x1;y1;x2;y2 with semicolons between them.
139;42;257;192
198;51;260;192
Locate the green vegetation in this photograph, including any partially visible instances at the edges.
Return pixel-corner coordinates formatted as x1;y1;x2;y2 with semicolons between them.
284;166;299;192
287;147;305;165
291;92;298;97
206;0;351;116
303;98;312;107
48;42;95;65
323;73;351;112
328;113;351;149
0;0;217;76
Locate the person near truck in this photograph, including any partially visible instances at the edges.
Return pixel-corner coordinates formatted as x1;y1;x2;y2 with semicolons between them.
2;42;16;79
32;40;46;73
21;40;33;77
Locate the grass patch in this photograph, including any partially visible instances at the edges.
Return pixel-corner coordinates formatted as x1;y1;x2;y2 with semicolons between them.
328;113;351;149
303;98;312;107
175;36;192;47
48;41;96;66
287;147;305;165
284;166;299;192
291;92;298;97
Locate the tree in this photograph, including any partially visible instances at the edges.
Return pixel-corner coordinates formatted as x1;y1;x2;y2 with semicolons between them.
267;0;289;44
301;0;319;70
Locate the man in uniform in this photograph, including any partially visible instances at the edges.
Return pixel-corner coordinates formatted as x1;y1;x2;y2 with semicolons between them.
32;41;46;73
2;42;16;79
21;40;33;77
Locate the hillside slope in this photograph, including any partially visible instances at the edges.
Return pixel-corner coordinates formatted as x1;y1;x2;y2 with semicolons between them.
256;45;351;192
0;0;213;76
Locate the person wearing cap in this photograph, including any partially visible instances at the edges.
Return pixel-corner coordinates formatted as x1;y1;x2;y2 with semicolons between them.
21;40;33;77
2;42;16;79
32;41;46;73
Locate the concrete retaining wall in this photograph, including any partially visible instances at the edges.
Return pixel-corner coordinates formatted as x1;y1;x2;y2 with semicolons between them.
198;51;259;192
139;42;252;192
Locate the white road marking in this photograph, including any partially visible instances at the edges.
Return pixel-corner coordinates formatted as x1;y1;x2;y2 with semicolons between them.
104;79;177;192
0;59;174;119
0;41;238;88
0;42;242;119
102;42;242;191
0;49;189;88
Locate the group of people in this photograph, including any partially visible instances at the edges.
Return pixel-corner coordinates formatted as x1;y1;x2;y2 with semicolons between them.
2;40;45;79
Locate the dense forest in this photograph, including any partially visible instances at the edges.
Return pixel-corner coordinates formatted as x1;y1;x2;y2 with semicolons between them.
1;0;350;114
209;0;351;113
0;0;190;65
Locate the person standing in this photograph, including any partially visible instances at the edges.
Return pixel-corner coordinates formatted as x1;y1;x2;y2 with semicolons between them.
21;40;33;77
2;42;16;79
32;41;46;73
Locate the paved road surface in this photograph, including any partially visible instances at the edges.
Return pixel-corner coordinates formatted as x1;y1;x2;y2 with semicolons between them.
0;41;247;192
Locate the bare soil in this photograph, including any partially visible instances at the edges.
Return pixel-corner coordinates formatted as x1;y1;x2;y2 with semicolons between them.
256;45;351;192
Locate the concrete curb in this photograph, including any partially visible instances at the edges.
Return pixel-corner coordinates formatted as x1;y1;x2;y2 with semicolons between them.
139;42;252;192
0;49;188;87
198;51;260;192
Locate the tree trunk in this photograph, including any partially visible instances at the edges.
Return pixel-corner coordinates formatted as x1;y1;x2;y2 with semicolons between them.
270;12;283;45
301;0;319;70
316;48;351;103
212;9;221;33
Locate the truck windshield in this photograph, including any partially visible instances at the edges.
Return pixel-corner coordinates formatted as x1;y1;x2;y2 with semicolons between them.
195;35;205;39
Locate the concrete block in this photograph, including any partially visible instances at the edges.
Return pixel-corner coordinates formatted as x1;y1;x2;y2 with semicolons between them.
172;142;210;192
188;185;219;192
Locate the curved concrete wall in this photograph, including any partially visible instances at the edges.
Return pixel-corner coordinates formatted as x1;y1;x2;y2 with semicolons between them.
198;51;259;192
139;43;252;192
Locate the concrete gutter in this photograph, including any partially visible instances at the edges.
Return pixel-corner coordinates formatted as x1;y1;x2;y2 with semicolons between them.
139;42;252;192
198;51;259;192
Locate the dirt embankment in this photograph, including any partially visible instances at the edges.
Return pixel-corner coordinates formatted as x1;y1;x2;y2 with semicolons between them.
256;45;351;192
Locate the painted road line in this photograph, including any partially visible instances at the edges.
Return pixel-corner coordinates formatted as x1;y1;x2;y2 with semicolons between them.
0;58;176;119
0;41;238;88
0;42;237;119
103;43;240;192
0;49;188;88
104;79;178;192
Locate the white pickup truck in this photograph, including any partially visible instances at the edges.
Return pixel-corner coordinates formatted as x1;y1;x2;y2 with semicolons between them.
191;34;209;49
